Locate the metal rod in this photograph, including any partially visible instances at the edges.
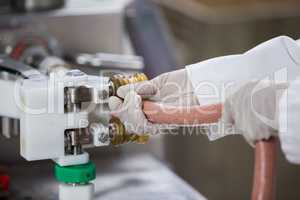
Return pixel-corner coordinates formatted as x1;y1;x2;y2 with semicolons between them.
142;101;222;124
251;137;278;200
142;101;278;200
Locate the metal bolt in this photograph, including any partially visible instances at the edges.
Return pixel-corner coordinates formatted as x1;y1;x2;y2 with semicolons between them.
98;132;109;143
99;89;109;100
90;123;109;144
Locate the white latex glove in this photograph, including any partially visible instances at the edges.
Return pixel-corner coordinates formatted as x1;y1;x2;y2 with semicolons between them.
279;79;300;164
117;69;199;106
222;80;288;146
109;91;159;135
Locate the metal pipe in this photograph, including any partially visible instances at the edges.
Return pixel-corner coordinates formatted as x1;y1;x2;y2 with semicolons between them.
143;101;222;124
251;138;278;200
142;101;277;200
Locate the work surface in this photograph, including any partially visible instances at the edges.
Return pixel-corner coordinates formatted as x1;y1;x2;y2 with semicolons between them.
9;154;206;200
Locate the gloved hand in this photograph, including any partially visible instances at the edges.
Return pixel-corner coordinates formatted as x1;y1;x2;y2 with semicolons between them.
222;80;288;146
117;69;199;106
109;91;159;135
279;79;300;164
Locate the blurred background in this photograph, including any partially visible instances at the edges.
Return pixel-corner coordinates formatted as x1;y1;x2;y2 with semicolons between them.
150;0;300;199
0;0;300;199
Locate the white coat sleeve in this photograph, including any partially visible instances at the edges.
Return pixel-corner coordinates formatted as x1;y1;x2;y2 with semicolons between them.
186;36;300;106
279;76;300;164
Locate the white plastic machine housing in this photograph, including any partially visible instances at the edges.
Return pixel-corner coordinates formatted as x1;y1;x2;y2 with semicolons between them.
59;183;94;200
20;71;111;166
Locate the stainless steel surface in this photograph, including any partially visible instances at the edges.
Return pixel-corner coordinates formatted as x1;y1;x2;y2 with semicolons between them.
0;0;64;13
39;0;133;55
0;0;133;54
70;53;144;77
0;72;19;138
11;0;64;12
64;129;83;155
64;83;94;155
0;55;43;78
9;154;206;200
73;53;144;71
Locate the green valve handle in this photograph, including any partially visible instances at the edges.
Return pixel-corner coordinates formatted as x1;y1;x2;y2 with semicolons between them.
55;162;96;184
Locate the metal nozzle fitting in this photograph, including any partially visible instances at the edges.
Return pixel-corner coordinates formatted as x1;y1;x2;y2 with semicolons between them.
108;73;149;145
110;73;148;96
109;117;149;146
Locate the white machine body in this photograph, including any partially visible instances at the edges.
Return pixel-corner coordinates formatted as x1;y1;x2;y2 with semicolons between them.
18;70;112;165
59;183;94;200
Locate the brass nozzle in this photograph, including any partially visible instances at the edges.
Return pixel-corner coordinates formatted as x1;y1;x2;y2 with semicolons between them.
109;117;149;146
110;73;148;96
109;73;149;146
